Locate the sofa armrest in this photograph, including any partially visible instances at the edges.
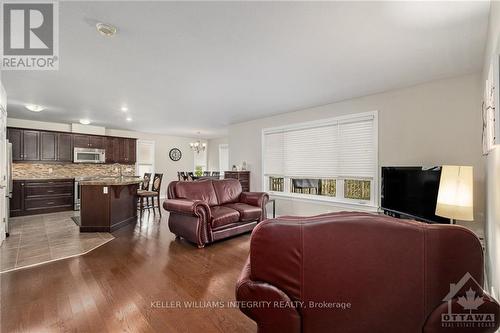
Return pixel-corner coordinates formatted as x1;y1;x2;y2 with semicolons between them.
240;192;269;207
236;259;301;333
423;293;500;333
163;199;212;220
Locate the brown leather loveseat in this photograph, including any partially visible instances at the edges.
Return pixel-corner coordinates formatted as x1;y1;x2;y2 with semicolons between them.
164;179;269;248
236;212;500;333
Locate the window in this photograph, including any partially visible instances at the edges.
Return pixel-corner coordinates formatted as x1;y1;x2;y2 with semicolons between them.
193;146;207;171
137;140;155;176
218;144;229;172
262;111;378;206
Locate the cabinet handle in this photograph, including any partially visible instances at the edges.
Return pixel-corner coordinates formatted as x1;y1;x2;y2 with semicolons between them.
47;202;55;205
47;190;54;193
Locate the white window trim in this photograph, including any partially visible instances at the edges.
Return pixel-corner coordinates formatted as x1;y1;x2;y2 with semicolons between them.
261;110;379;208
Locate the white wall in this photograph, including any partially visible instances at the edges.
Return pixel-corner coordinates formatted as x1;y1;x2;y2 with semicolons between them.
6;118;201;198
485;146;500;300
207;137;228;171
228;73;484;234
483;0;500;300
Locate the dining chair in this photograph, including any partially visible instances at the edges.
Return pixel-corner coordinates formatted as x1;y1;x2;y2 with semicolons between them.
137;173;152;212
138;173;163;216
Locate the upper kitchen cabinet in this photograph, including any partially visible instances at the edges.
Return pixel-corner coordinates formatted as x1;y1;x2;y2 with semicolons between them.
73;134;105;149
105;137;119;163
73;134;90;148
127;138;136;164
7;127;136;164
7;128;23;161
40;131;57;161
8;128;43;161
89;136;105;149
119;138;136;164
57;133;73;162
22;130;40;161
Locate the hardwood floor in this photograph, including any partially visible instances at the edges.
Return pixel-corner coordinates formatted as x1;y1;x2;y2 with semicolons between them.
0;208;256;332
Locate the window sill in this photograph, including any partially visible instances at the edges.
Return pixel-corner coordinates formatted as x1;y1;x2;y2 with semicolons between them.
268;192;379;212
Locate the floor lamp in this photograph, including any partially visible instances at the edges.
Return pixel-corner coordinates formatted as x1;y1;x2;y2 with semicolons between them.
435;165;474;224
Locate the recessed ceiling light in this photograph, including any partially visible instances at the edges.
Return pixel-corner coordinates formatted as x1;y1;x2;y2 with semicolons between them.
79;119;91;125
25;104;45;112
126;117;132;122
121;106;128;112
96;22;117;37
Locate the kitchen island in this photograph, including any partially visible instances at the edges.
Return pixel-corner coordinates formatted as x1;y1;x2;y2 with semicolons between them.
79;177;142;232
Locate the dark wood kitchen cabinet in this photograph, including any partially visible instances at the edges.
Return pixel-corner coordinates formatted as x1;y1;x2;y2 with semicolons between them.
40;131;57;161
9;180;24;215
7;127;136;164
22;130;40;161
104;137;136;164
89;136;105;149
73;134;91;148
119;138;136;164
10;179;74;217
7;128;23;161
8;128;41;161
57;133;73;162
73;134;105;149
105;137;119;163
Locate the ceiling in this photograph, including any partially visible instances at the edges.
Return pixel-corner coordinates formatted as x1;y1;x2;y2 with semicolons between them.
2;1;490;138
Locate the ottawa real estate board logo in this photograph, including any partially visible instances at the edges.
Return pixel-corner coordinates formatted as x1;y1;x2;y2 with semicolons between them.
441;272;496;329
1;1;59;70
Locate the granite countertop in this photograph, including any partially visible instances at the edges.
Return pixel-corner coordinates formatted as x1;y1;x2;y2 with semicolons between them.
79;177;142;186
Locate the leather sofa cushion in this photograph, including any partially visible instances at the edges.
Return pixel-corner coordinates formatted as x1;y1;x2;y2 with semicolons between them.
224;203;261;221
212;179;242;205
211;206;240;229
175;180;218;206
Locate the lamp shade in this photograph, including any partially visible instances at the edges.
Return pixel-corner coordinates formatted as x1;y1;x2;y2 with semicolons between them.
435;165;474;221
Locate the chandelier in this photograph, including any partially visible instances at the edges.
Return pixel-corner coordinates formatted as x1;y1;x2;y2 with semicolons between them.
190;133;207;154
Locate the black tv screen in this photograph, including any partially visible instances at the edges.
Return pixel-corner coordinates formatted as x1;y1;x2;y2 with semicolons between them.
381;166;449;224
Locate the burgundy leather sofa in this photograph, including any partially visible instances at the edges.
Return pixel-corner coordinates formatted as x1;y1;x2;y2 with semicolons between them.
164;179;269;248
236;212;500;333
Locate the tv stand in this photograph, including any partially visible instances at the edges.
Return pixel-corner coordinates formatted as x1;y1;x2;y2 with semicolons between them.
382;209;444;224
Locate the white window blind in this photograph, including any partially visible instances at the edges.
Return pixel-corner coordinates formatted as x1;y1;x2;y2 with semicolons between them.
338;119;375;178
284;125;338;177
263;113;376;179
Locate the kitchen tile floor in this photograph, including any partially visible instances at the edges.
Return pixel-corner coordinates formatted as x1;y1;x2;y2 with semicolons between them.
0;211;114;273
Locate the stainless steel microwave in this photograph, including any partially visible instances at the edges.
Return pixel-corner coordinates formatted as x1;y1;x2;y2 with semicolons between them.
73;148;106;163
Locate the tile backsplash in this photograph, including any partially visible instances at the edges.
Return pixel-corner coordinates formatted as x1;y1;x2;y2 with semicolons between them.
13;163;136;179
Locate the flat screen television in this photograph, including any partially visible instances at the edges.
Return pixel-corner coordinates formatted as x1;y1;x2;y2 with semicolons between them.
381;166;450;224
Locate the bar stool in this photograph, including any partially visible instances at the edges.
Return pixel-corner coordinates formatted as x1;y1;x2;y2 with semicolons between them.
138;173;163;216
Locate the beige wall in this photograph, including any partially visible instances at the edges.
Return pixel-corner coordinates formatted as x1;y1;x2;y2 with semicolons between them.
483;0;500;300
207;137;228;171
6;118;200;198
228;73;484;234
